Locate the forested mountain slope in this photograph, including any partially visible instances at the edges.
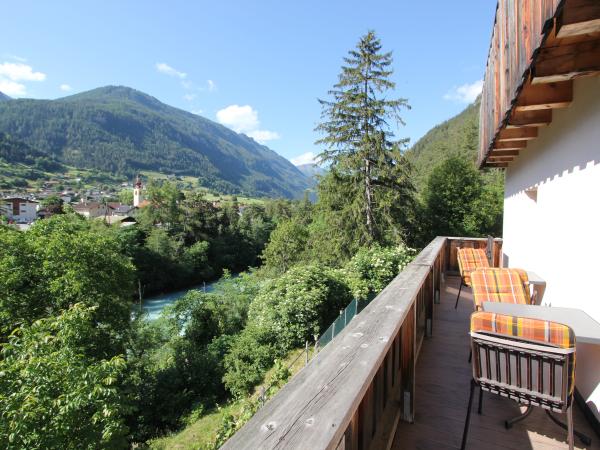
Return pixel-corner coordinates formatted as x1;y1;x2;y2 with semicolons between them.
0;86;309;198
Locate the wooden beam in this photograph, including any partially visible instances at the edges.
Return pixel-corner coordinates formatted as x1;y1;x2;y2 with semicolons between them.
532;39;600;83
557;0;600;39
493;140;528;150
497;127;538;141
485;162;509;168
490;149;520;157
507;110;553;128
492;140;527;151
515;81;573;111
487;156;514;162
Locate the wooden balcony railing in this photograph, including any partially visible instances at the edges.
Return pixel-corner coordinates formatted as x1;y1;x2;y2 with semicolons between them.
222;237;503;450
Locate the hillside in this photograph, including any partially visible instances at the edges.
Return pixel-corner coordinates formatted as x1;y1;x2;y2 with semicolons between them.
0;91;11;102
0;86;310;198
406;98;480;193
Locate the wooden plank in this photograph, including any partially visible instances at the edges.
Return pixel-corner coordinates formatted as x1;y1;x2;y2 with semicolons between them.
515;80;573;111
533;38;600;83
489;149;520;156
400;303;416;423
486;162;509;168
497;127;538;141
493;140;528;149
507;109;553;127
487;157;515;162
221;262;431;449
556;0;600;38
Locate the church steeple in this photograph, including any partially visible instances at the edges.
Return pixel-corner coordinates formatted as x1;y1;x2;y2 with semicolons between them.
133;174;143;207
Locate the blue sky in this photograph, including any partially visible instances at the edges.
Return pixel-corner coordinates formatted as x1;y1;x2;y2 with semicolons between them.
0;1;496;165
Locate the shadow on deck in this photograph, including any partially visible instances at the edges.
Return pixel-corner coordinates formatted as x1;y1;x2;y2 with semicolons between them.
392;276;599;450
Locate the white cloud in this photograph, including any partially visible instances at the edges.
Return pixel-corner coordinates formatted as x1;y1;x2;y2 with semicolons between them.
0;62;46;81
216;104;279;144
60;84;72;92
216;105;259;132
5;54;27;62
443;79;483;103
290;151;317;166
207;79;216;92
0;79;26;96
183;93;196;101
155;62;187;79
247;130;280;142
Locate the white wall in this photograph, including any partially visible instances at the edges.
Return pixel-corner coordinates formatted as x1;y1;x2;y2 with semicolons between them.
503;76;600;420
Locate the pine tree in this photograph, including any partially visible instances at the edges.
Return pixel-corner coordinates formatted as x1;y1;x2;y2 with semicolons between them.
316;31;413;244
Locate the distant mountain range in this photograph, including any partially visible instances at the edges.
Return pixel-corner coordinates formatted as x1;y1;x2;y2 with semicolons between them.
0;86;310;198
296;163;326;179
0;91;11;102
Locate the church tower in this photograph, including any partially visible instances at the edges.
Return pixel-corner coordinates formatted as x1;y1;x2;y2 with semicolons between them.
133;175;143;207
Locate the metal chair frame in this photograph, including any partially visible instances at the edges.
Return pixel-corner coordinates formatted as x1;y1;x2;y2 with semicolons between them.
461;330;591;449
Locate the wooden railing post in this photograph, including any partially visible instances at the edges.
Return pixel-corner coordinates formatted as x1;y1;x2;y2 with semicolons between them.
400;303;416;423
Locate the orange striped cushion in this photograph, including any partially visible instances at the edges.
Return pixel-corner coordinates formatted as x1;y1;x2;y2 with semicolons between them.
457;248;490;286
471;311;576;396
471;268;530;309
470;311;575;349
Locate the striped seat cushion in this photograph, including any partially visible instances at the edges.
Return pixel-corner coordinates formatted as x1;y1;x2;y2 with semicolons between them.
471;268;530;309
471;311;576;396
470;311;575;349
457;248;490;286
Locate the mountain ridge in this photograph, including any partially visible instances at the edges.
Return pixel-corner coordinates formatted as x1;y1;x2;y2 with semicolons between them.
0;91;11;102
0;85;310;198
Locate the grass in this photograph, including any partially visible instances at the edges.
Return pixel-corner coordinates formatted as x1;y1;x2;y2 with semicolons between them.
148;345;317;449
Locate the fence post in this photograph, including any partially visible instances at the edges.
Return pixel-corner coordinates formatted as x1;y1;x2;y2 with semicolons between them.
305;340;309;366
314;334;319;354
259;386;266;406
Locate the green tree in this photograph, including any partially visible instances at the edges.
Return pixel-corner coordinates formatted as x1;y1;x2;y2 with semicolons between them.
316;31;413;244
0;304;130;449
423;156;502;239
0;215;135;357
40;195;64;214
261;218;308;274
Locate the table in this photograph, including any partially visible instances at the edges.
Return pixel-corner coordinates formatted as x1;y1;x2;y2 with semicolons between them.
481;302;600;345
526;270;546;304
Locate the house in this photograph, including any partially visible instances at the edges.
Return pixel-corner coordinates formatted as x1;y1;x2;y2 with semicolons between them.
100;215;137;227
1;197;39;223
72;201;108;218
221;1;600;449
478;0;600;426
107;202;136;217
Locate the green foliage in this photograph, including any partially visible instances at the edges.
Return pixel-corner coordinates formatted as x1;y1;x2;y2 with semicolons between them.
0;304;130;449
260;218;308;274
343;244;415;300
0;214;135;357
0;86;309;198
422;156;503;241
316;31;414;243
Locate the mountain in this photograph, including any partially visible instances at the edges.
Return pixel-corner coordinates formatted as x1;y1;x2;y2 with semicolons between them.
0;91;11;102
296;163;326;178
0;86;310;198
405;98;480;193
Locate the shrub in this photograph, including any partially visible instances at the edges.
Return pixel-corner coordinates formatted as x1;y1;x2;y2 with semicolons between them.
343;244;415;300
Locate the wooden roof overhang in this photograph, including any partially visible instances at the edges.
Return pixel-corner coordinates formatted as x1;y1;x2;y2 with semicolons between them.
479;0;600;169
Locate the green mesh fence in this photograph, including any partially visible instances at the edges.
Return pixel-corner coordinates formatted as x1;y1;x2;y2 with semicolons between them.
317;292;377;349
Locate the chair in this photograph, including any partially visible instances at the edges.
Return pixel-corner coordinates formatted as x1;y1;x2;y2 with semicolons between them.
461;311;591;449
470;268;531;311
455;248;490;309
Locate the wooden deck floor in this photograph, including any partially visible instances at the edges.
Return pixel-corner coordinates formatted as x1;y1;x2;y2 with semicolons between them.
392;276;599;450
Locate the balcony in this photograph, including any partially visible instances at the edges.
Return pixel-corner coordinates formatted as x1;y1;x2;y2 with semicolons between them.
222;237;598;450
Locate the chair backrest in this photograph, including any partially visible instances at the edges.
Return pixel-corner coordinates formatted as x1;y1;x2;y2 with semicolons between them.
457;248;490;285
470;311;576;412
470;268;530;309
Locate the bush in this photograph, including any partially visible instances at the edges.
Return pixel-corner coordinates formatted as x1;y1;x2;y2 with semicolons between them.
249;265;352;352
343;244;415;300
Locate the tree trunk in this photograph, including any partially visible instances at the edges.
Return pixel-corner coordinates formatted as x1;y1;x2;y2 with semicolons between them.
365;157;374;239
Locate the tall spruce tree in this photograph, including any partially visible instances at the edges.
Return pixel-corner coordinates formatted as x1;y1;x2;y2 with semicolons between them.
316;31;414;245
